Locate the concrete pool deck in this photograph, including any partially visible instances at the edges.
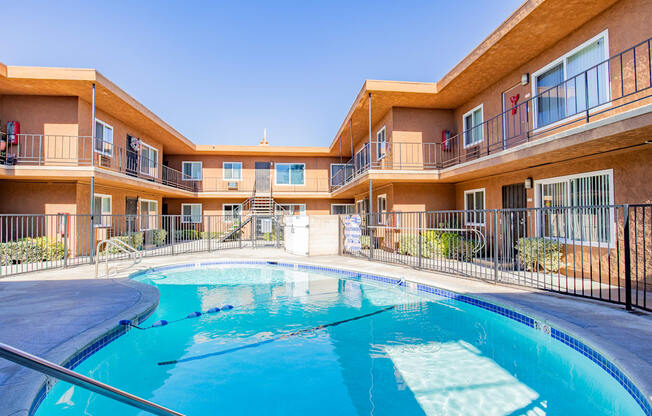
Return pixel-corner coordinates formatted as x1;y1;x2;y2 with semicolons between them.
1;247;651;414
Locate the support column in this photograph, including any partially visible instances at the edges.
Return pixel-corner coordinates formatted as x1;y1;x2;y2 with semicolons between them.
89;83;96;262
368;92;373;214
350;119;354;173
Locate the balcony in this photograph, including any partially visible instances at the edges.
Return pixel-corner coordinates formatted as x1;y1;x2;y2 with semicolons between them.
331;37;652;190
0;134;199;192
199;177;331;194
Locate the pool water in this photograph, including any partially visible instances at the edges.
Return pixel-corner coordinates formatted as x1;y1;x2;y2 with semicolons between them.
36;265;643;415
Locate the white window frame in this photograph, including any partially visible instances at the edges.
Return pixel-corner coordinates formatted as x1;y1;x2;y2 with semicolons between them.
276;203;306;216
94;119;113;157
464;188;486;226
377;194;388;224
181;203;202;224
275;163;306;186
182;161;203;181
93;193;112;228
376;126;387;160
139;141;158;178
531;30;610;130
330;203;355;215
139;198;158;231
222;203;242;223
462;104;484;148
222;162;243;181
534;169;615;247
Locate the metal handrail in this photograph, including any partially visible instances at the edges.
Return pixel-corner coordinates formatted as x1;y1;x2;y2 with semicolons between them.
0;342;184;416
95;238;142;278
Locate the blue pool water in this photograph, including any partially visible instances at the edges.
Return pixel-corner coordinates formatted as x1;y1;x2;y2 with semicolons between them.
36;265;644;415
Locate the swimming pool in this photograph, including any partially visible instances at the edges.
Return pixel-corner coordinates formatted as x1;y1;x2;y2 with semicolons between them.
35;262;647;415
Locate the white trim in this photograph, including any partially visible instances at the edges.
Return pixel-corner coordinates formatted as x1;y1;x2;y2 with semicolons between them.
181;203;202;223
463;188;486;226
139;198;158;231
182;161;203;181
533;168;615;248
377;194;388;224
462;104;484;148
274;162;306;186
531;30;610;130
93;119;113;157
330;203;355;215
139;141;158;178
277;203;307;216
222;162;243;181
222;203;242;222
93;193;112;228
376;126;387;160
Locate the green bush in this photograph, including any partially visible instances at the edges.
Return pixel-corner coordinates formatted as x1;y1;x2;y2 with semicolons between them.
152;229;167;246
0;237;67;265
397;234;436;259
175;230;199;241
437;232;477;261
104;232;143;254
360;235;370;249
515;237;562;272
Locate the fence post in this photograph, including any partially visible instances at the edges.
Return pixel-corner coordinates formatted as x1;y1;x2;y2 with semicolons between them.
623;205;632;311
276;216;281;248
251;215;255;249
418;213;423;269
63;214;68;268
207;215;211;252
493;210;499;283
368;213;374;261
171;218;176;256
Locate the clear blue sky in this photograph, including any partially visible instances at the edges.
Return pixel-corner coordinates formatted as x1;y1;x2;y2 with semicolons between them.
4;1;522;147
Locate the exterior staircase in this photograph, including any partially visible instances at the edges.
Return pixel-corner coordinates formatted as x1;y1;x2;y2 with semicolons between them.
250;195;275;215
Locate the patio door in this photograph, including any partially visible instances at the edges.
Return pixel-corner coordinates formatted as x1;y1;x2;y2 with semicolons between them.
255;162;271;193
126;197;138;233
501;183;527;265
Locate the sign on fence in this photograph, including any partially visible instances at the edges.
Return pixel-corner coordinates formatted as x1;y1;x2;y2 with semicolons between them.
344;214;362;251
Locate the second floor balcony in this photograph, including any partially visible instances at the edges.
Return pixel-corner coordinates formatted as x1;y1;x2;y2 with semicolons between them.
331;36;652;191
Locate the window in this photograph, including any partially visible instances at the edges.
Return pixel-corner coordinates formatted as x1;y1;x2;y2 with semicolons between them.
94;119;113;157
223;204;242;222
330;163;354;187
533;31;609;128
275;163;305;185
140;142;158;177
377;195;387;224
140;199;158;230
535;170;614;245
330;204;355;215
463;105;483;148
376;126;387;160
276;204;306;216
356;199;368;215
93;194;111;227
355;145;369;174
464;188;485;225
182;161;202;181
223;162;242;181
182;203;202;223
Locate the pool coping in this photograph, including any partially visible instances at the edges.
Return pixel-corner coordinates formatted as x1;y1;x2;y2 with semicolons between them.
21;279;159;416
28;258;652;416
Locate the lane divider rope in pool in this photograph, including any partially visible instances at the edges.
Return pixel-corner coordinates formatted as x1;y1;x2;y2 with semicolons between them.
119;290;343;331
157;305;397;366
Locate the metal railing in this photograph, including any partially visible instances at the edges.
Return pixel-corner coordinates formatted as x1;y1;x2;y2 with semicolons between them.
96;237;142;278
331;37;652;190
0;342;184;416
341;204;651;311
0;214;285;278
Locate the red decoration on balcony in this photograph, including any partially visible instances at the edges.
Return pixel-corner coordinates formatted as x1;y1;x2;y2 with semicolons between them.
510;94;520;115
441;129;451;151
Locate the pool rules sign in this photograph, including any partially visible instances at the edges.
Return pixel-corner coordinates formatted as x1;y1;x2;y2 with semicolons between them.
344;214;362;252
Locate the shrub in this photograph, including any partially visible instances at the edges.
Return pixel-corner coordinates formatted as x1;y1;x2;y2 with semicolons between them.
437;232;477;261
175;230;199;241
360;235;370;249
105;232;143;254
0;237;67;265
515;237;562;272
152;229;167;246
397;234;436;259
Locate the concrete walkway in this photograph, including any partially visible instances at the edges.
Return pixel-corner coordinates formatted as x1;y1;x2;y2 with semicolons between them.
1;247;651;413
0;278;158;416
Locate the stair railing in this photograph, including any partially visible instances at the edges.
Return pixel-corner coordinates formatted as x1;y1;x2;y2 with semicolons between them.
95;238;142;278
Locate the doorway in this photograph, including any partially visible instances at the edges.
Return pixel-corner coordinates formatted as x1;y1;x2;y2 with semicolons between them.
126;197;138;233
501;183;527;266
255;162;271;193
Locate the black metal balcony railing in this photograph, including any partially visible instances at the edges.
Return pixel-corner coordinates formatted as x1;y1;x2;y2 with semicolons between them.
331;37;652;190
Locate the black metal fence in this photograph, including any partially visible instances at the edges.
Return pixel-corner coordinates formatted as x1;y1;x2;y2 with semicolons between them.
0;214;284;277
341;204;651;311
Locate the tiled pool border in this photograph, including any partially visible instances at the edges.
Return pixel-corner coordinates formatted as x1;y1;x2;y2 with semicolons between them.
29;259;651;416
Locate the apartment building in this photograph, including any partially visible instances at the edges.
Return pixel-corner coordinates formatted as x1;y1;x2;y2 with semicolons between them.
0;0;650;254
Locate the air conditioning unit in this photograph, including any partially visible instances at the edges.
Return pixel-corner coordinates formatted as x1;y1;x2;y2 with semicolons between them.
227;181;238;190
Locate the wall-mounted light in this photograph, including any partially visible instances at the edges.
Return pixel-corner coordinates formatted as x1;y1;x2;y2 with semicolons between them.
521;73;530;86
524;177;533;189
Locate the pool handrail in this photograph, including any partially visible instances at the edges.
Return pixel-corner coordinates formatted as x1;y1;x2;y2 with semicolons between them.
0;342;185;416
